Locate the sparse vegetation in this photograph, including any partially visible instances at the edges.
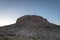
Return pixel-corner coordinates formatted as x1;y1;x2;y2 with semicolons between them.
0;15;60;40
33;38;38;40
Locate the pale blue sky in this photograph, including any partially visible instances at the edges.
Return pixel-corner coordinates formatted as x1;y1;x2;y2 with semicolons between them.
0;0;60;26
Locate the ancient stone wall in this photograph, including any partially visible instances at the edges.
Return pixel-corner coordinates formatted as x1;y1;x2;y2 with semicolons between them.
16;15;49;25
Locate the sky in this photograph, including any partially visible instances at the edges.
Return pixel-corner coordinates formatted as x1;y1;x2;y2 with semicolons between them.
0;0;60;26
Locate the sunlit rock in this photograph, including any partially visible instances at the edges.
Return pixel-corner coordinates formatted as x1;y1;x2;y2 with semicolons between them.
16;15;49;25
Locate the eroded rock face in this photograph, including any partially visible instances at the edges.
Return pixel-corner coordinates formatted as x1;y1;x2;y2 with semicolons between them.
16;15;49;25
1;15;60;40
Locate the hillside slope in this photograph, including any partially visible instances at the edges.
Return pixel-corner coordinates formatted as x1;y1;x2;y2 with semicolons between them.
0;15;60;40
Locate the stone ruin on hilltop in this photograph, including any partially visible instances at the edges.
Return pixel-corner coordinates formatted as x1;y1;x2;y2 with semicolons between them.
16;15;49;25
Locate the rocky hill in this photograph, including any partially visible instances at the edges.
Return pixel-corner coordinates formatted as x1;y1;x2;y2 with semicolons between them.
0;15;60;40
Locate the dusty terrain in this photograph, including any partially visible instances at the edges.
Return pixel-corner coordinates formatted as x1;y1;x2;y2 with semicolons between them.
0;15;60;40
